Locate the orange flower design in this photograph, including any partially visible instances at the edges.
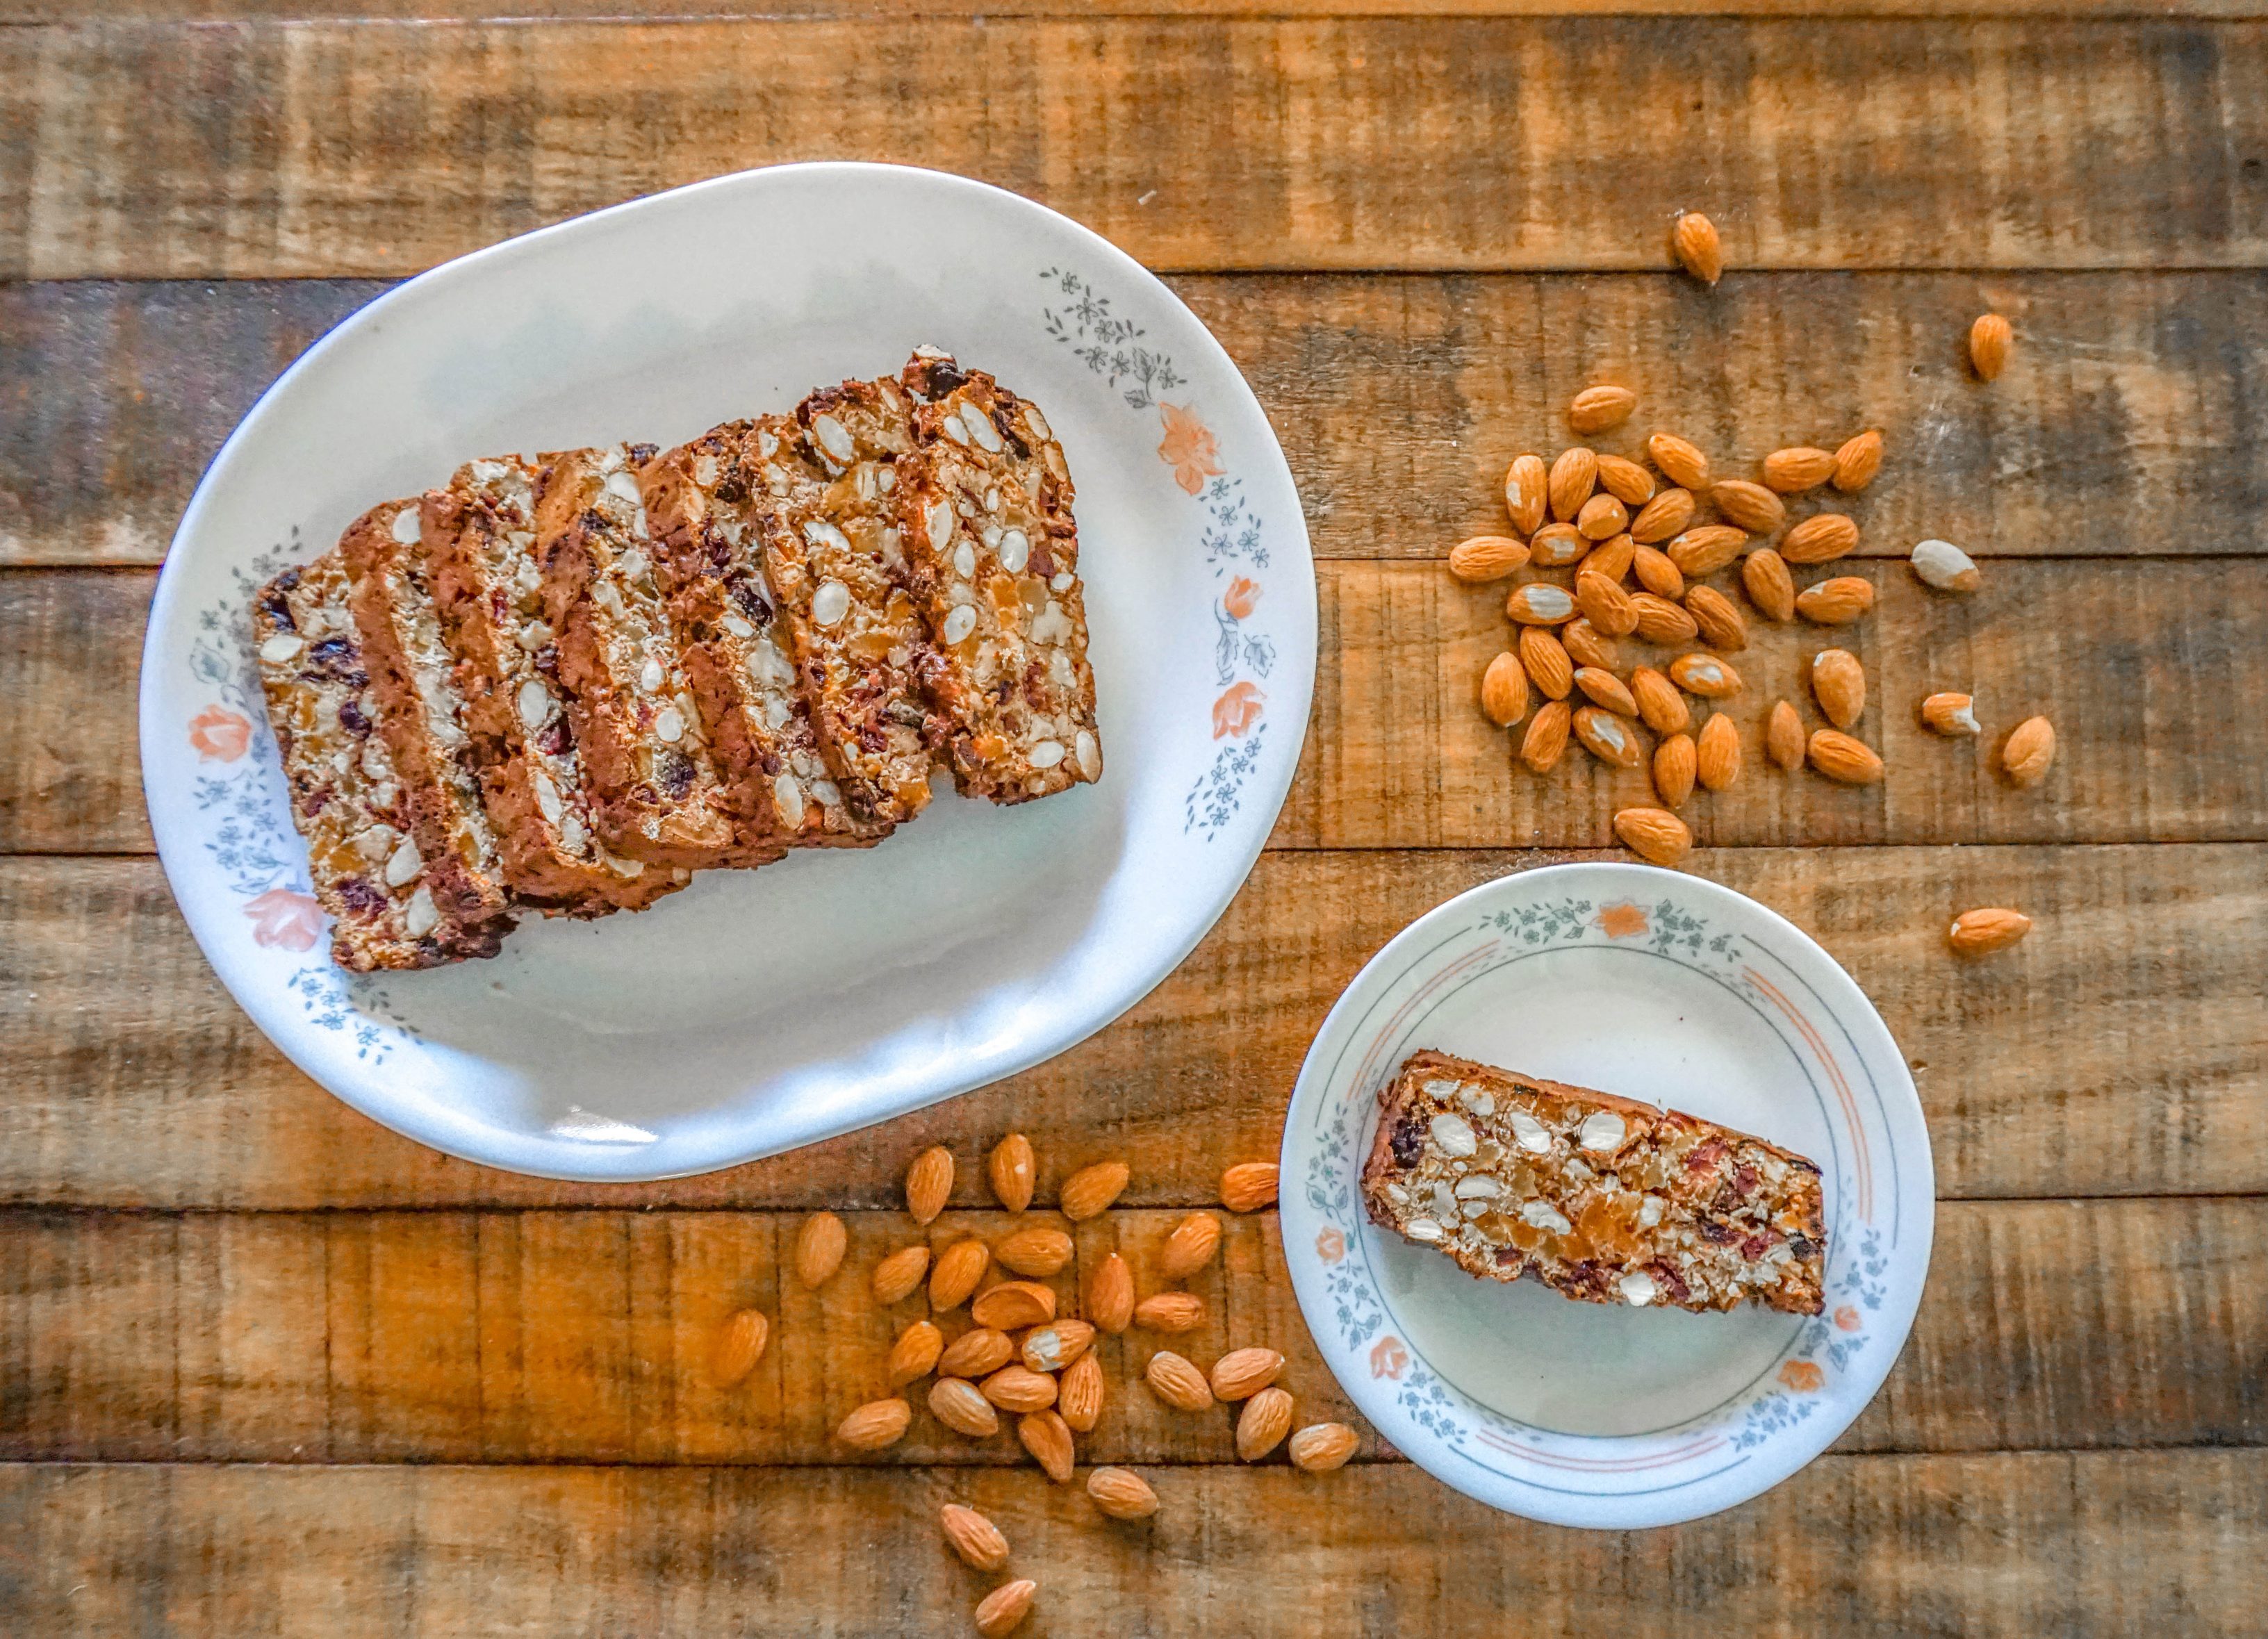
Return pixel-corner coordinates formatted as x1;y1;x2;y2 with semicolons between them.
1223;576;1262;620
1834;1306;1862;1333
1777;1360;1825;1394
1369;1335;1410;1381
189;705;253;763
1212;681;1265;740
1158;402;1224;497
1598;902;1650;939
1315;1227;1345;1265
245;889;325;953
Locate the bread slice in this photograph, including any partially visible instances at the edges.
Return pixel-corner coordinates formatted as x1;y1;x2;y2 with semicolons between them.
253;547;511;971
421;456;684;914
1361;1049;1827;1315
898;352;1100;801
639;422;894;850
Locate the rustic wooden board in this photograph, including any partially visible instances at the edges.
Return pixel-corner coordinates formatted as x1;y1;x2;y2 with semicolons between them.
4;21;2265;279
9;272;2268;570
6;846;2262;1210
4;1453;2261;1636
14;0;2263;19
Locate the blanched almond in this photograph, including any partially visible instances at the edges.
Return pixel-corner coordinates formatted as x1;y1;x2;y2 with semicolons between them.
1696;712;1741;791
1950;907;2032;955
1527;521;1589;568
1520;700;1572;772
905;1146;954;1225
1629;592;1699;645
794;1211;848;1289
1159;1213;1224;1280
1575;666;1638;716
1019;1410;1076;1483
969;1280;1057;1331
980;1364;1059;1413
1631;666;1690;735
1741;547;1796;623
1766;700;1806;771
1086;1253;1136;1334
1518;627;1574;700
994;1225;1074;1278
1220;1162;1280;1213
1912;538;1981;593
1209;1346;1287;1401
1810;649;1866;729
834;1397;912;1450
1647;432;1711;491
930;1238;992;1311
1560;618;1616;670
1236;1386;1296;1462
1666;525;1747;579
1573;706;1643;770
1668;652;1742;698
2002;716;2057;786
1595;454;1657;506
1581;532;1636;584
1449;534;1531;584
1144;1350;1215;1412
1086;1466;1160;1520
1613;806;1692;867
1505;582;1578;626
871;1244;931;1306
711;1308;770;1387
1652;732;1696;808
940;1502;1010;1571
1795;576;1875;625
1781;513;1859;565
1575;569;1638;638
1832;429;1884;493
938;1327;1016;1380
1576;492;1629;541
1632;542;1685;599
1504;453;1549;536
987;1133;1035;1212
1683;584;1748;652
888;1319;944;1387
1672;211;1723;284
1481;651;1530;727
976;1579;1037;1638
1059;1161;1129;1222
1921;691;1980;736
1022;1319;1096;1374
1970;313;2012;380
1764;447;1835;493
1569;385;1638;434
1711;479;1784;534
1629;486;1695;545
1288;1422;1360;1472
1058;1350;1106;1431
1549;447;1598;521
1133;1292;1206;1333
1807;729;1884;784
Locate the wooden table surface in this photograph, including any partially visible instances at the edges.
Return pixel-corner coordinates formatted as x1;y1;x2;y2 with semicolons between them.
3;2;2264;1633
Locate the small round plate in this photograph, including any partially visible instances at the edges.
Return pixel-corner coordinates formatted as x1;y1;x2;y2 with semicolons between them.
1279;862;1932;1529
140;162;1313;1181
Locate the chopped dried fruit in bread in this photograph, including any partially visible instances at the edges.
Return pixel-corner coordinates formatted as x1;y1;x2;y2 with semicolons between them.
253;548;510;971
638;423;892;849
422;456;684;914
1361;1049;1826;1315
536;444;775;871
898;354;1101;801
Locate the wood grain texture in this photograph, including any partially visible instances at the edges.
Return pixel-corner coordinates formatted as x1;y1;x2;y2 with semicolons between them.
15;0;2266;19
6;846;2262;1210
10;272;2268;569
4;1453;2263;1636
1;1199;2260;1465
4;20;2266;279
13;560;2267;853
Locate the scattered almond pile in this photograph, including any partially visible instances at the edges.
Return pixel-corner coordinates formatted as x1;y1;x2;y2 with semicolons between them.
709;1143;1352;1637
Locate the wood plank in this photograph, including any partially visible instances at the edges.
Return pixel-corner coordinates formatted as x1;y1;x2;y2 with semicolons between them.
4;846;2262;1209
4;20;2265;279
11;272;2268;570
3;1452;2262;1636
13;0;2267;20
1;1199;2259;1465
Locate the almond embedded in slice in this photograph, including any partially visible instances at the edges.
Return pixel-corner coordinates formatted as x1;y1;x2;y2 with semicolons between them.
987;1133;1035;1213
1159;1212;1224;1280
1086;1465;1161;1520
1520;699;1572;772
1647;432;1711;491
1832;429;1884;493
1449;534;1532;584
1672;211;1723;284
1569;385;1638;435
994;1224;1074;1278
1059;1160;1130;1221
1613;806;1693;867
794;1211;848;1290
1288;1422;1360;1473
1595;454;1657;507
1652;732;1697;808
1766;700;1806;771
1573;705;1644;770
1809;649;1867;730
1710;479;1785;535
1220;1162;1280;1213
1518;627;1575;700
1949;907;2032;955
1807;728;1884;785
1781;513;1859;566
1795;576;1875;625
1970;313;2013;380
940;1502;1010;1572
1921;691;1981;736
1480;651;1530;727
1503;453;1550;536
1235;1386;1295;1462
1683;584;1748;652
1696;712;1741;791
1548;447;1599;522
1631;666;1691;736
1741;547;1796;623
905;1146;954;1226
2001;716;2057;786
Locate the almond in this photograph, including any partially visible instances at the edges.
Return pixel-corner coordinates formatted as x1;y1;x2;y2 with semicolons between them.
1766;700;1807;771
1763;447;1835;493
871;1244;931;1306
1832;429;1884;493
1795;576;1875;625
1741;547;1796;623
1631;667;1691;735
1548;447;1598;521
1912;538;1981;593
1573;706;1643;770
1652;732;1697;808
1209;1346;1288;1401
1808;729;1884;784
1632;542;1685;599
835;1397;912;1451
1021;1319;1096;1374
980;1364;1059;1413
1575;569;1638;638
1236;1386;1296;1461
1647;432;1711;492
1144;1349;1215;1412
1086;1466;1160;1521
1520;700;1572;772
1629;592;1700;645
1504;582;1578;626
1568;385;1638;435
1672;211;1723;284
711;1308;770;1387
1449;534;1531;584
1581;532;1636;584
1159;1212;1224;1280
1949;907;2033;955
1711;479;1784;534
1058;1350;1106;1431
1527;521;1589;569
1504;453;1549;536
929;1239;992;1312
975;1578;1037;1638
1970;313;2012;381
794;1211;848;1289
987;1133;1035;1212
905;1146;954;1225
994;1225;1074;1278
1576;492;1629;542
969;1280;1058;1331
1668;652;1742;698
1019;1410;1076;1483
1560;618;1616;670
938;1327;1016;1380
1666;525;1748;579
1810;649;1866;729
1518;627;1575;700
1781;513;1859;566
1612;806;1692;867
1628;486;1696;545
940;1503;1010;1572
1595;454;1656;506
1133;1292;1206;1333
1921;691;1980;736
1694;711;1740;790
2002;716;2057;786
1059;1160;1130;1222
1086;1253;1136;1334
1480;651;1529;727
1288;1422;1360;1473
1220;1162;1280;1213
888;1319;945;1386
1575;666;1638;717
1683;584;1748;651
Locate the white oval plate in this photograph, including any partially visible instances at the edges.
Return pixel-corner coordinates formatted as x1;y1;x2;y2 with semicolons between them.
1279;863;1932;1529
140;163;1314;1181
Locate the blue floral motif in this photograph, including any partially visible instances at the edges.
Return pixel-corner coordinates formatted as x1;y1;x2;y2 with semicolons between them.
1481;898;1597;945
1199;476;1268;571
1183;727;1265;841
1038;268;1186;409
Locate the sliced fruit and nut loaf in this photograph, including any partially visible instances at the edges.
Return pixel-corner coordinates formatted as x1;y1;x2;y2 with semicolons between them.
898;349;1101;802
1361;1048;1826;1315
252;547;511;971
